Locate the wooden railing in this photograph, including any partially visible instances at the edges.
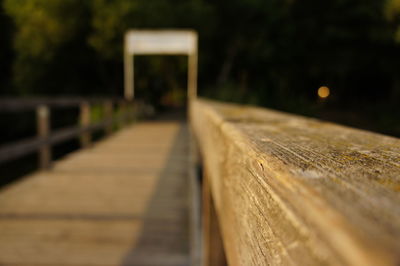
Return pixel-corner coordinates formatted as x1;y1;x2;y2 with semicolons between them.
190;98;400;266
0;98;137;170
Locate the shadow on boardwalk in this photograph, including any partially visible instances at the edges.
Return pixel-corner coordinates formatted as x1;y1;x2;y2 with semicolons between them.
121;122;190;266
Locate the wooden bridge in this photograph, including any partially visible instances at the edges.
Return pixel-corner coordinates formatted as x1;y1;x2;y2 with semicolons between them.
0;97;400;266
0;99;191;266
1;31;400;266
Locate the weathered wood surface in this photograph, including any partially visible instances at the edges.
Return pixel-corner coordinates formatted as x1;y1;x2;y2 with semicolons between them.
202;171;227;266
0;121;189;265
191;98;400;266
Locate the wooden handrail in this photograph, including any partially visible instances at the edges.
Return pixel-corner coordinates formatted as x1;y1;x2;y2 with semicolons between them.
190;98;400;266
0;97;127;112
0;98;136;169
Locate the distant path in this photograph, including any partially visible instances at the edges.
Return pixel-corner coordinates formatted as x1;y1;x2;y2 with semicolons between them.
0;121;189;266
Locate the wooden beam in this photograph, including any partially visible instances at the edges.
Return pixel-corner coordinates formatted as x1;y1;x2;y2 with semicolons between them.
0;97;124;112
202;170;227;266
0;121;115;165
80;102;91;148
36;105;51;169
124;49;134;101
188;47;198;101
124;30;198;101
191;98;400;266
0;99;136;166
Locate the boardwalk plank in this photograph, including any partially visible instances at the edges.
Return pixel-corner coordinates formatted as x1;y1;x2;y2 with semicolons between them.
0;121;189;266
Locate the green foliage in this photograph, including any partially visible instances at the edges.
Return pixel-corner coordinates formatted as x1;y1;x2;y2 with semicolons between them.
386;0;400;41
4;0;80;60
87;0;213;107
0;0;13;94
1;0;400;117
3;0;90;94
203;0;400;113
89;0;137;60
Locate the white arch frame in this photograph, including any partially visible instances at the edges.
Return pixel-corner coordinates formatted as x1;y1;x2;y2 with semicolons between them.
124;30;198;101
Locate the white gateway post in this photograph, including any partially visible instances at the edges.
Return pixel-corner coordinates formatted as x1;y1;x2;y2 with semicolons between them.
124;30;198;101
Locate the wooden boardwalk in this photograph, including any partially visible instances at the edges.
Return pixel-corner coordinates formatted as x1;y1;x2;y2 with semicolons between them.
0;121;190;266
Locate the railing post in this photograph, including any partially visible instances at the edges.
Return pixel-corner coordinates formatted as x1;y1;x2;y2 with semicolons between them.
80;101;91;148
36;105;51;170
202;172;227;266
104;101;113;135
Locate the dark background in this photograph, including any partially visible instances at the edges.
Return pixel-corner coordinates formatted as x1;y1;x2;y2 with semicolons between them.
1;0;400;136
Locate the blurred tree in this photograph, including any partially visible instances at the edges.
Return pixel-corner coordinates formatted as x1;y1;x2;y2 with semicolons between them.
386;0;400;41
2;0;400;120
3;0;98;95
201;0;400;114
0;0;13;95
88;0;213;105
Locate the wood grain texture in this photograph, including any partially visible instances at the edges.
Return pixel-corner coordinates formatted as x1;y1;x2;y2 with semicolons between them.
191;98;400;266
202;171;227;266
0;121;189;266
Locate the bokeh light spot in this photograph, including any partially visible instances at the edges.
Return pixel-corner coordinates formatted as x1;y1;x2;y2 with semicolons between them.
318;86;330;99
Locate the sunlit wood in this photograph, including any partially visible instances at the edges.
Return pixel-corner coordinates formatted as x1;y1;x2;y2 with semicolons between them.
191;98;400;266
0;121;190;265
